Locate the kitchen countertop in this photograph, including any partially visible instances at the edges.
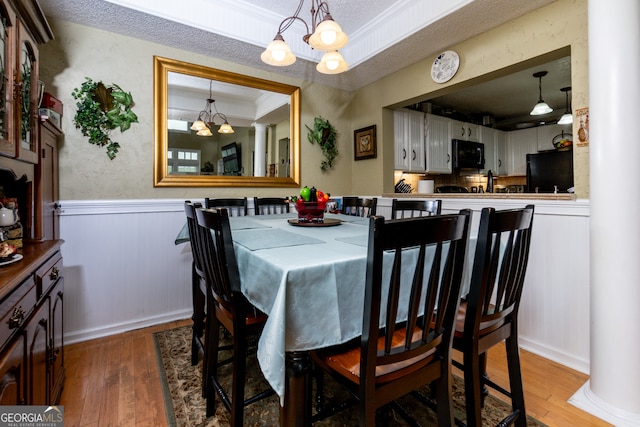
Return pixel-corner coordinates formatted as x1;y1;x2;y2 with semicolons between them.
383;193;575;201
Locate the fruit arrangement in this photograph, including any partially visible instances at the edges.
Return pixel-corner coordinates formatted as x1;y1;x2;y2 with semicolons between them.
292;186;329;222
0;242;17;259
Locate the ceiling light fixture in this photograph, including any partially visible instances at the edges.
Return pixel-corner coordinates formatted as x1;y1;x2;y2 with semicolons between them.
530;71;553;116
190;81;234;136
261;0;349;74
557;86;573;125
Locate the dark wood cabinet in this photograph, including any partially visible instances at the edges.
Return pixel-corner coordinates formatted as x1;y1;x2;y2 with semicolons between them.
0;241;64;405
0;333;25;404
34;119;60;241
0;0;60;406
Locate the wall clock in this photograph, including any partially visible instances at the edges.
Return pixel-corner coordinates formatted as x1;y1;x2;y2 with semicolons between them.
431;50;460;83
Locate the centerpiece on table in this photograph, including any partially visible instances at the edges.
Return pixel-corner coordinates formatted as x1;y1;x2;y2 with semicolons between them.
291;186;329;222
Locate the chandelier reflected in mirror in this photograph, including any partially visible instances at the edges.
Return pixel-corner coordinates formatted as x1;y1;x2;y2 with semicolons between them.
261;0;349;74
190;80;234;136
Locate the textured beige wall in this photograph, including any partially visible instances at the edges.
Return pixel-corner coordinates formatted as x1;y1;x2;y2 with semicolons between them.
40;0;588;201
39;21;353;200
349;0;589;199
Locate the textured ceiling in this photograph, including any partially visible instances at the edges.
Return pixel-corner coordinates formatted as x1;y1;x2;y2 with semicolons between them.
37;0;566;128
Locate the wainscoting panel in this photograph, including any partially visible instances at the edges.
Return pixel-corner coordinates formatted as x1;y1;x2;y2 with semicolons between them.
59;199;197;344
60;197;592;375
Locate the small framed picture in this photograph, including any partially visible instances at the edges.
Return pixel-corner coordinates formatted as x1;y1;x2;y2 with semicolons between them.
354;125;377;160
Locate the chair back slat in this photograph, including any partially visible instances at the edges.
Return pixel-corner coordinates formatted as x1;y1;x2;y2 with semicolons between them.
195;207;242;315
362;211;471;376
204;197;248;216
184;201;204;274
342;197;377;217
466;205;535;333
253;197;290;215
391;198;442;219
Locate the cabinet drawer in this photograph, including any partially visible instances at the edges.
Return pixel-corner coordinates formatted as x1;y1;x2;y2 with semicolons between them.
0;277;37;349
36;252;62;299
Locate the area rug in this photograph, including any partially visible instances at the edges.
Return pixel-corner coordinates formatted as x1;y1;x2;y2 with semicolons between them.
154;325;546;427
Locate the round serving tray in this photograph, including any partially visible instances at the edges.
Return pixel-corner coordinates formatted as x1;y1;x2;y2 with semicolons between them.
287;218;341;227
0;253;23;267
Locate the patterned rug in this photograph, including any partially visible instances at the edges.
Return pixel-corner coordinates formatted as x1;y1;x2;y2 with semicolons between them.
154;325;547;426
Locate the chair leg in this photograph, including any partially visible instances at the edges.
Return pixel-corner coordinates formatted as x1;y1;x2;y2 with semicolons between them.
479;352;489;407
230;319;248;427
205;312;221;409
505;334;527;427
463;346;484;427
434;374;455;427
191;264;206;366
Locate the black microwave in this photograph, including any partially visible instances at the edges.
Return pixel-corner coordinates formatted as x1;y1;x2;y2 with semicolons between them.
452;139;485;170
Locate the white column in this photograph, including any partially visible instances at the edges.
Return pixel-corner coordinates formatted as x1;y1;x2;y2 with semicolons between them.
252;123;267;177
587;0;640;420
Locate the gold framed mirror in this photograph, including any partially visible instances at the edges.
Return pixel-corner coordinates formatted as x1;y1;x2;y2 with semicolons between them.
153;56;301;187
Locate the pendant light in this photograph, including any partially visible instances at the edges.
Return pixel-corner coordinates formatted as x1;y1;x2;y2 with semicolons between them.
557;86;573;125
530;71;553;115
189;81;234;136
261;0;349;74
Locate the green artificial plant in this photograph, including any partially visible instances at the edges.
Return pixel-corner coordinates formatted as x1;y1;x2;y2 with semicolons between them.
306;116;338;171
72;77;138;160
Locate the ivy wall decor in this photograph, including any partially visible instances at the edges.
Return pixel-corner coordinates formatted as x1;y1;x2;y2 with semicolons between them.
72;77;138;160
306;116;338;171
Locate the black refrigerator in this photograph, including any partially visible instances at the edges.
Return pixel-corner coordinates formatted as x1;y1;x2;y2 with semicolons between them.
526;150;573;193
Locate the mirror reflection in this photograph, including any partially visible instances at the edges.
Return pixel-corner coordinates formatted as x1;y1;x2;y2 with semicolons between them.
154;56;301;187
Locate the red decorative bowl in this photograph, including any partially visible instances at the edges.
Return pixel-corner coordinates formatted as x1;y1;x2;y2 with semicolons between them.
296;200;326;222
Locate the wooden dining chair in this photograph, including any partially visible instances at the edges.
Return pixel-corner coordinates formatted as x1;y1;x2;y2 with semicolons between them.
183;201;206;370
311;210;472;426
204;197;248;216
253;197;290;215
391;198;442;219
194;207;274;425
341;196;377;217
452;205;534;427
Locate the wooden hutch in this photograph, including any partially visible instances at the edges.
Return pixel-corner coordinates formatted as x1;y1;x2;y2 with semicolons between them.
0;0;64;406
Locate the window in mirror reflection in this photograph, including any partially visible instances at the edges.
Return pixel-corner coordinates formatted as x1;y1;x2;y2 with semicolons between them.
167;73;291;177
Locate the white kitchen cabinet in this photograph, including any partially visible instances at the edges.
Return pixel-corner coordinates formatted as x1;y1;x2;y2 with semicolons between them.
450;119;480;142
394;109;425;172
506;127;538;176
479;126;508;175
536;123;572;151
425;114;451;173
495;130;508;175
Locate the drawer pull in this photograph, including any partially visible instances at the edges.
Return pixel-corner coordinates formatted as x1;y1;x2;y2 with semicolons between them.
8;306;25;329
50;267;59;281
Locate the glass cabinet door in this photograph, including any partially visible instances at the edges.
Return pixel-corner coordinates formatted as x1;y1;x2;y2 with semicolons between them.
16;22;38;163
0;2;14;157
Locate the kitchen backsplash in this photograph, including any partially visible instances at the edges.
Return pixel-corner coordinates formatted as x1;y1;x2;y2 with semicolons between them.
394;171;526;194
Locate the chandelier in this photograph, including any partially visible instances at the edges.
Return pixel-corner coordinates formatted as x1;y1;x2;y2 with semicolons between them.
190;81;234;136
261;0;349;74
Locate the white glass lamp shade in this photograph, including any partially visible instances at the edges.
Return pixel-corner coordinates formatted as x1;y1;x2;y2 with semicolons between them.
308;17;348;51
190;119;208;131
557;112;573;125
196;127;213;137
316;51;348;74
530;101;553;116
218;123;234;134
261;35;296;66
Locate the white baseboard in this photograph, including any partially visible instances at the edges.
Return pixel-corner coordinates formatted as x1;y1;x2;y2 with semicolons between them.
570;381;640;427
519;337;589;375
64;309;192;345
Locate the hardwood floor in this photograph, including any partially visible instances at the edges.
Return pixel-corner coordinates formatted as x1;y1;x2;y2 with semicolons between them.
60;319;611;427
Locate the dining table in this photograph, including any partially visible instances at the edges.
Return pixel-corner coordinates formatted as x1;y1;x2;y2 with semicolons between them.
228;212;370;426
176;211;475;426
